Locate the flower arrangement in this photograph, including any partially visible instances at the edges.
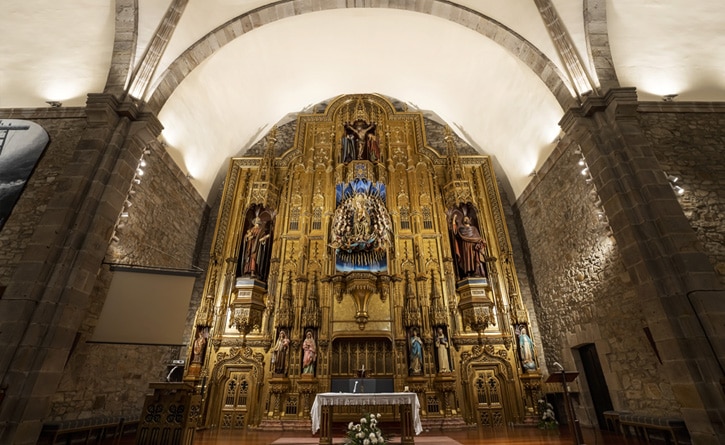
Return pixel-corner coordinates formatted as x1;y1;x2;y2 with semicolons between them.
345;412;387;445
537;398;558;430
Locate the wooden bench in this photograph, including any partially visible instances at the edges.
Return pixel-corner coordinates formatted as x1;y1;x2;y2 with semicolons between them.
602;410;626;433
39;416;138;445
619;413;690;445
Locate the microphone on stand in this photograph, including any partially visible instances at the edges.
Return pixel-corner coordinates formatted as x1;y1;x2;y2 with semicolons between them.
552;361;564;371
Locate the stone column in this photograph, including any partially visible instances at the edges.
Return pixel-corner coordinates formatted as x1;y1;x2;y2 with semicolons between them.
560;88;725;444
0;94;163;445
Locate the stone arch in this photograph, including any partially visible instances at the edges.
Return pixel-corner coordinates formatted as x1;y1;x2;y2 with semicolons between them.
104;0;137;97
584;0;619;92
145;1;578;113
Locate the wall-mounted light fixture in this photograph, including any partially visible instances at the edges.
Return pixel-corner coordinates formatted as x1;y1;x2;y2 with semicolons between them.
665;172;685;195
45;101;62;108
662;94;678;102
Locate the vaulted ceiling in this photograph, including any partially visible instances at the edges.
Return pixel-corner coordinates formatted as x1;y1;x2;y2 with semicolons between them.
2;1;724;202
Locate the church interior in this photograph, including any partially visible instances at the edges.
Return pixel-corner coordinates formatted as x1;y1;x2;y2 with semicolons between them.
0;2;723;445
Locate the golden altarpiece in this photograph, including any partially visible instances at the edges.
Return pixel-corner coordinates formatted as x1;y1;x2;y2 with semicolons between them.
184;94;542;431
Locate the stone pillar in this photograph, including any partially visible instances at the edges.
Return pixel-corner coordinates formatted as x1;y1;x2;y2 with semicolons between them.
560;88;725;444
0;94;162;445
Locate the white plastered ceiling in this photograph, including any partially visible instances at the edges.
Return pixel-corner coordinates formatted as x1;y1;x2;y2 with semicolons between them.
1;0;724;201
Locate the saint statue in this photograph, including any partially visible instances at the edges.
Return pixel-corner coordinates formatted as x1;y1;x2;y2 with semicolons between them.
341;133;355;163
366;132;380;162
435;327;450;373
302;330;317;375
518;326;537;372
451;214;488;278
191;328;208;364
409;329;423;375
272;330;290;374
241;216;271;278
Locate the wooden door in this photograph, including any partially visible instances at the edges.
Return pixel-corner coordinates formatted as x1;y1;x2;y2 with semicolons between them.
220;371;251;429
474;370;505;427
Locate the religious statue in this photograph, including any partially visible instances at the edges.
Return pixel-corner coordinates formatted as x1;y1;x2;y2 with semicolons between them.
302;330;317;375
451;214;488;278
435;327;450;373
344;120;376;160
409;329;423;375
352;193;371;241
518;326;537;372
190;327;208;364
328;181;393;272
341;133;356;163
241;216;271;278
272;329;290;375
366;132;380;162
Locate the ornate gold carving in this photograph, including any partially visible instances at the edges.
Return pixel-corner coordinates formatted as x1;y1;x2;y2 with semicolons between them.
198;94;532;431
457;279;495;334
429;272;448;327
229;279;267;341
301;273;322;328
402;271;421;328
275;271;295;329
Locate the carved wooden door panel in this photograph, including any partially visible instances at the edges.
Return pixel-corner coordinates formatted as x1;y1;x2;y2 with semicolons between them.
220;371;250;429
474;370;505;427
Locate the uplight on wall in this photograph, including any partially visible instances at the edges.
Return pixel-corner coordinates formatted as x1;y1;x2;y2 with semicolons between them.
574;145;610;230
665;172;685;195
110;147;152;243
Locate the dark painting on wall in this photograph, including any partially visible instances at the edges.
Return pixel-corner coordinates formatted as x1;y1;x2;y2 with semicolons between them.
0;119;49;231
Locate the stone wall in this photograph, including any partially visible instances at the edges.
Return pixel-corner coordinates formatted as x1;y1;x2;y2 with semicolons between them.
46;134;208;420
0;109;86;287
515;137;679;416
638;105;725;286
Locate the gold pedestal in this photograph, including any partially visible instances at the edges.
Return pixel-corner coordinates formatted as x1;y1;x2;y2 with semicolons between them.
434;373;457;416
457;278;494;332
267;377;291;418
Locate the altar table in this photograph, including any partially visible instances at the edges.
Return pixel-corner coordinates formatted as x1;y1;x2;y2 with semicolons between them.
311;392;422;445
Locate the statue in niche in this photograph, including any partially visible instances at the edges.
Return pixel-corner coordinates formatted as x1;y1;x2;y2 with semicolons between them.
341;133;356;163
239;209;274;280
366;132;380;162
190;326;208;364
435;327;451;373
352;193;371;240
409;328;423;375
517;325;537;372
344;120;376;160
448;206;488;279
272;329;290;375
301;330;317;375
329;180;393;272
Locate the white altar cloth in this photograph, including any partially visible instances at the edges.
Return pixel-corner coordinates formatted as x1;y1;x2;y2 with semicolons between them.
311;392;423;435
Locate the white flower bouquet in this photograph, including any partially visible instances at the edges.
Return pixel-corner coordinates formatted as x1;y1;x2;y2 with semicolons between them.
537;398;558;430
344;412;387;445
